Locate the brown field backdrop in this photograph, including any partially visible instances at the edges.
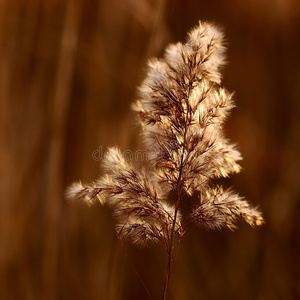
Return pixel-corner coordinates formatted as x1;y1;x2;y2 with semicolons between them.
0;0;299;299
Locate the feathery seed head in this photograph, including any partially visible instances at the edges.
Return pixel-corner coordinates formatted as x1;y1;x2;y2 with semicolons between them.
66;181;105;206
190;187;264;230
67;21;264;251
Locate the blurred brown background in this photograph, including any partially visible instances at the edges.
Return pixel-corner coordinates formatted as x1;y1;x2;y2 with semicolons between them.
0;0;299;299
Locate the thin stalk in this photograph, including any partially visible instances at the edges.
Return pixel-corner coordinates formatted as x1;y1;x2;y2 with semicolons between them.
162;85;193;300
162;185;182;300
119;238;152;300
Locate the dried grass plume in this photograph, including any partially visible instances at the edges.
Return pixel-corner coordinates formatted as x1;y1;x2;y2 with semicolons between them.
66;20;264;299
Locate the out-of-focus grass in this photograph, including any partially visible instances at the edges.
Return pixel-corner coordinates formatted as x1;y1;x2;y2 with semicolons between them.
0;0;299;299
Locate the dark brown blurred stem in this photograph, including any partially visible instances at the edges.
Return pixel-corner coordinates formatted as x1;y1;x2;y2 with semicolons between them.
43;0;81;297
145;0;169;59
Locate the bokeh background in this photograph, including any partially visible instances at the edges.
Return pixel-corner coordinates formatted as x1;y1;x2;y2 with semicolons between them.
1;0;299;299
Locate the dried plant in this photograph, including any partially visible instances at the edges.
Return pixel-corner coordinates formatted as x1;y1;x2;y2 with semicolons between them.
66;21;264;299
